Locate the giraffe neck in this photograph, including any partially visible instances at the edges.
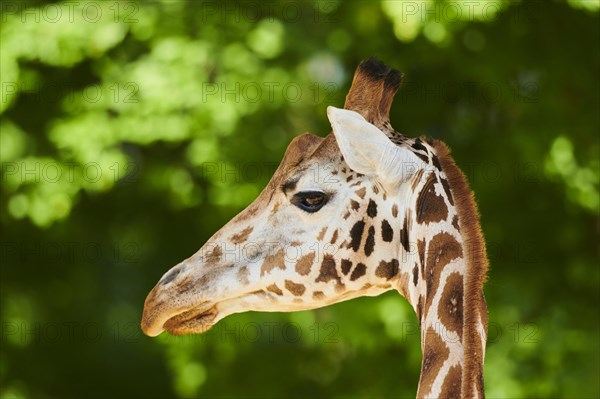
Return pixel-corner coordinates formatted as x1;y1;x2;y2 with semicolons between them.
394;141;488;398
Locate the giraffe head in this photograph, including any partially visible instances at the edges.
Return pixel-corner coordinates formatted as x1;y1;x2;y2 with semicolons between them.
141;59;425;336
141;58;488;398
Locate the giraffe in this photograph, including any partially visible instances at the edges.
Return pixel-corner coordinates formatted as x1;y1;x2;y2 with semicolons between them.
141;58;489;398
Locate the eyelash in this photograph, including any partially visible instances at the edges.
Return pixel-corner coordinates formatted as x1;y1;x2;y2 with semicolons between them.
290;191;329;213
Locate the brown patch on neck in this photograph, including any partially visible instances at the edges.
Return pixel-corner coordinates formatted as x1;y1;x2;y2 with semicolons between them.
416;173;449;225
439;271;464;340
432;140;489;398
440;363;462;399
417;327;450;398
424;232;463;317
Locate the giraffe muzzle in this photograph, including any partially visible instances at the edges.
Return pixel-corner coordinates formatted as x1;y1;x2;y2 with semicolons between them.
141;259;242;336
162;303;218;336
141;294;217;337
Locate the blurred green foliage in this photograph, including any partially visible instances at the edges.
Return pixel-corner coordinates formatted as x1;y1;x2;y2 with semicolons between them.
1;1;598;398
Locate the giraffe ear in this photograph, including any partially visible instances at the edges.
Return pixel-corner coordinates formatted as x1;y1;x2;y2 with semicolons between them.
327;106;422;188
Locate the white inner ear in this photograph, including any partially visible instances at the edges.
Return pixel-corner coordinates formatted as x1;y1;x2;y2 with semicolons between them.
327;106;424;188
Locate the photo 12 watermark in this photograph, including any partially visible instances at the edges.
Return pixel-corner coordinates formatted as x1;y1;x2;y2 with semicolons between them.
1;161;140;185
0;241;140;264
1;81;139;105
1;1;139;24
0;320;539;346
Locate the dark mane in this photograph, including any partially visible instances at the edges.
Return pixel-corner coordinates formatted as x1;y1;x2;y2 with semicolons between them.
433;140;489;397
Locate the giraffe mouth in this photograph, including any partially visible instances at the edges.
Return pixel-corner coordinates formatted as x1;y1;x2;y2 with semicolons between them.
162;302;218;335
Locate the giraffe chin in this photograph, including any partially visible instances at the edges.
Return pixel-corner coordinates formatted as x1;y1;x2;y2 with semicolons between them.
162;304;218;336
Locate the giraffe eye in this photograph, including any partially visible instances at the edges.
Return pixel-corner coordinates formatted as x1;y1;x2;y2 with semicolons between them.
291;191;329;213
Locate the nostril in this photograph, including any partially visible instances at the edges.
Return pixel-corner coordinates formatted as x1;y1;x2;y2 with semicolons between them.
159;267;181;286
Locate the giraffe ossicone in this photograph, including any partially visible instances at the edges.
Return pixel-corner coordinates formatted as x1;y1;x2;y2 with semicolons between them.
141;58;489;398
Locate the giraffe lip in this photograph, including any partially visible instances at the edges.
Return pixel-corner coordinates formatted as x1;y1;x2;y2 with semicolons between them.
162;302;218;335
